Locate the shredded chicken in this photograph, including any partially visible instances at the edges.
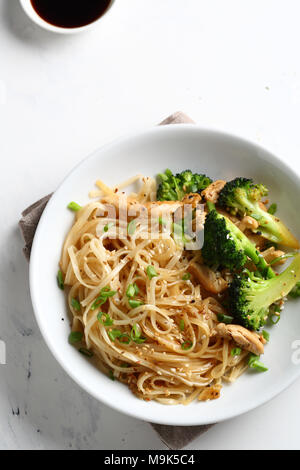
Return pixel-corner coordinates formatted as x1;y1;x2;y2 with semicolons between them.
213;323;264;355
238;216;259;232
261;246;286;266
198;385;222;401
181;193;202;207
201;180;226;204
188;262;228;294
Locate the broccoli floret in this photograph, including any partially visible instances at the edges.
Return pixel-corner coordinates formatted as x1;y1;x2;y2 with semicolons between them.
289;281;300;298
228;253;300;330
157;169;212;201
202;205;275;278
218;177;300;249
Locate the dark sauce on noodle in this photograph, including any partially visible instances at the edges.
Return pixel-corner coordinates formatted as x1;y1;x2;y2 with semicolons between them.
30;0;112;29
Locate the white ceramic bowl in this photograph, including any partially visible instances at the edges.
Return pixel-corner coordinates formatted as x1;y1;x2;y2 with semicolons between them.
30;125;300;425
19;0;115;34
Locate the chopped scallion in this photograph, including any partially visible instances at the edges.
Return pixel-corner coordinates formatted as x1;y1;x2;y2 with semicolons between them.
217;313;234;324
97;312;113;326
68;331;83;344
147;265;158;280
71;298;81;312
104;222;114;232
128;299;144;309
262;330;270;342
127;219;137;236
68;201;82;212
79;348;93;358
231;347;242;356
57;270;64;290
182;273;191;281
268;203;277;215
179;319;185;331
108;329;122;342
181;341;193;350
248;354;268;372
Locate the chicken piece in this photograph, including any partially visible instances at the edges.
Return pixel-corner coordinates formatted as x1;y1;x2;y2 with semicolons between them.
188;262;228;294
201;180;226;204
261;246;286;266
238;216;259;232
213;323;264;355
181;193;202;207
198;385;222;401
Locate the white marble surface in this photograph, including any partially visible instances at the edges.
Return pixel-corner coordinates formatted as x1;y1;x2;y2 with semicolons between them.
1;0;300;450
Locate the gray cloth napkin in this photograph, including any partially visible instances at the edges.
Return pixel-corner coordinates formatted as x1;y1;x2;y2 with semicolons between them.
19;111;214;450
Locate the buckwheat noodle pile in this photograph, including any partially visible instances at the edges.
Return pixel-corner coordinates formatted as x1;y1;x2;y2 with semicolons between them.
60;175;249;405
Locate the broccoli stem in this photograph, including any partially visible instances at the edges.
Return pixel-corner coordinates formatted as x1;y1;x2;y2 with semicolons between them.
225;217;275;279
250;254;300;311
236;190;300;249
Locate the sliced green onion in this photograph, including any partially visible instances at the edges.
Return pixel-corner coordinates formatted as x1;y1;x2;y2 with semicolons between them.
68;201;82;212
181;341;193;350
231;347;242;356
248;354;268;372
128;299;144;309
268;203;277;215
108;329;122;342
121;363;130;368
133;283;139;295
104;222;114;232
262;330;270;342
71;298;81;312
68;331;83;344
179;319;185;331
270;253;296;265
147;265;158;280
217;313;234;324
57;270;64;290
127;219;137;236
91;287;117;310
289;281;300;298
131;323;146;344
158;217;167;226
118;334;131;345
79;348;93;358
182;273;191;281
126;284;136;298
108;370;115;381
97;312;113;326
270;314;281;325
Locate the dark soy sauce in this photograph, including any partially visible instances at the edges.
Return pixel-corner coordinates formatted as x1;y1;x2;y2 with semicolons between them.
30;0;112;29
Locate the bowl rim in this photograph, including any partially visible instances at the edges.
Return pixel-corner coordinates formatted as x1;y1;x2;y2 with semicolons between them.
29;124;300;425
19;0;116;35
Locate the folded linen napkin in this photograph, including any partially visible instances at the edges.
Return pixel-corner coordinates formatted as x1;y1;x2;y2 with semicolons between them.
19;111;214;449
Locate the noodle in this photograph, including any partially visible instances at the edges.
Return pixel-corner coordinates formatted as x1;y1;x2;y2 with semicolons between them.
59;175;249;405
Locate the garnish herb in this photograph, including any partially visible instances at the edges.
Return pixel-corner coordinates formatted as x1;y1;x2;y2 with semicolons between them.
57;270;64;290
181;341;193;350
231;347;242;356
104;222;114;232
127;219;137;236
131;323;146;344
108;370;115;381
97;312;114;326
126;284;136;298
118;334;131;345
108;329;122;342
182;273;191;281
147;265;158;280
68;201;82;212
217;313;234;324
268;203;277;215
262;330;270;342
179;319;185;331
128;299;144;309
248;354;268;372
91;287;117;310
71;298;81;312
79;348;93;358
68;331;83;344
